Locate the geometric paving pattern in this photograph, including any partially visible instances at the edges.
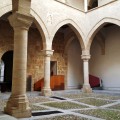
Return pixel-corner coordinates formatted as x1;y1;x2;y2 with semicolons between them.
0;90;120;120
75;98;113;106
108;103;120;110
34;114;88;120
76;109;120;120
43;101;88;110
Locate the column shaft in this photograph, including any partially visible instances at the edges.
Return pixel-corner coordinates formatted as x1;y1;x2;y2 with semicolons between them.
41;50;53;96
81;54;92;93
44;55;51;89
83;60;89;85
4;12;33;118
12;28;28;95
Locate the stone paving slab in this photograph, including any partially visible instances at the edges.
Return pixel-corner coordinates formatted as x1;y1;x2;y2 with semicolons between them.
107;103;120;110
34;114;88;120
75;108;120;120
0;113;17;120
74;98;113;107
42;101;88;110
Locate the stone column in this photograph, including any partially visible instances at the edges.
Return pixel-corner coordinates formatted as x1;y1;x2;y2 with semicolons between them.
84;0;88;12
41;50;54;96
4;12;33;118
81;54;92;93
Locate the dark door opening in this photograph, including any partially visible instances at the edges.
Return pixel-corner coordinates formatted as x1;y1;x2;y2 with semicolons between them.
1;50;13;92
50;61;57;76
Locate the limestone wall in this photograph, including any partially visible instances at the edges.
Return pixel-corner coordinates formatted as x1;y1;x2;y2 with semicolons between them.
28;27;67;90
0;0;120;50
27;27;44;89
0;20;67;90
0;0;120;91
52;32;67;79
0;21;14;58
90;25;120;90
67;39;83;89
98;0;116;6
67;0;84;11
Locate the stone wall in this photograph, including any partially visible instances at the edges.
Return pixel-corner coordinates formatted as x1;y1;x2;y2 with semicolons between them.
0;20;14;58
90;25;120;90
28;27;67;90
98;0;115;6
0;20;67;90
52;32;67;80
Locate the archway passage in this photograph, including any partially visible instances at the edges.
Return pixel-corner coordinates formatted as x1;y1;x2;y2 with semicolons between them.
52;24;83;90
1;50;13;92
90;23;120;90
50;61;57;76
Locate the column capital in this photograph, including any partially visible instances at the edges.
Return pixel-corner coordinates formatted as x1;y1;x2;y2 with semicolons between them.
81;49;91;61
8;12;34;30
41;50;54;57
81;54;91;60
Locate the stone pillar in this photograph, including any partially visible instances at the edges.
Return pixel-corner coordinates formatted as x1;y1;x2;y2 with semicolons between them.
81;54;92;93
41;50;54;96
84;0;88;12
4;12;33;118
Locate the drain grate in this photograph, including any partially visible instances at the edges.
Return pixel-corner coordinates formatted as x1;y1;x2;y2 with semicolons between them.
50;96;66;100
32;111;63;116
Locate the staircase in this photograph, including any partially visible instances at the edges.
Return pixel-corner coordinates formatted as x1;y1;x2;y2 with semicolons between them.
89;74;102;89
34;75;64;91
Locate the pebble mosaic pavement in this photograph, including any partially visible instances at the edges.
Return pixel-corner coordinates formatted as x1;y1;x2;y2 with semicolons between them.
0;90;120;120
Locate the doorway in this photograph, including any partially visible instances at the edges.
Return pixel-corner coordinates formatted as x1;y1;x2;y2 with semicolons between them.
1;50;13;92
50;61;57;76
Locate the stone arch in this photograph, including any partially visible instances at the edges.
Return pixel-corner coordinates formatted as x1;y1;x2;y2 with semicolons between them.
51;19;85;50
30;9;50;50
86;17;120;50
0;5;12;17
0;4;50;50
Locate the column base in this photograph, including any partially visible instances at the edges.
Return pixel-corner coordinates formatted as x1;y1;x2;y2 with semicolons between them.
41;88;52;96
4;94;31;118
82;85;92;93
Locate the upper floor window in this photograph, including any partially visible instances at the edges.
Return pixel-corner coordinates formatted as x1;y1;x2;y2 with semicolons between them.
88;0;98;10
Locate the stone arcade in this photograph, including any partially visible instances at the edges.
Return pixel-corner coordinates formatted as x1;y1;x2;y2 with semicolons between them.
0;0;120;118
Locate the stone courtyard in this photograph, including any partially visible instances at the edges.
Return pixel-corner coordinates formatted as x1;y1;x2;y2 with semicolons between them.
0;90;120;120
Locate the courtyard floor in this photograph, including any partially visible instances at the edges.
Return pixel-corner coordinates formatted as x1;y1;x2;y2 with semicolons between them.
0;90;120;120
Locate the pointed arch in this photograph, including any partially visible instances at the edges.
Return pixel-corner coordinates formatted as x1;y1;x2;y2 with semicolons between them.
30;9;50;49
0;4;50;50
0;5;12;17
51;19;85;50
86;17;120;50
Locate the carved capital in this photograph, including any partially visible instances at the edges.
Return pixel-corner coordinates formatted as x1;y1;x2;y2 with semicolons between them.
41;50;54;57
81;54;91;61
8;12;34;30
81;50;91;61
